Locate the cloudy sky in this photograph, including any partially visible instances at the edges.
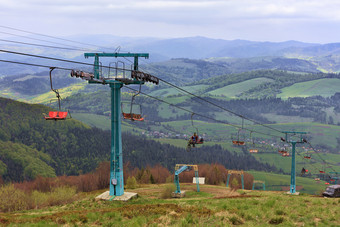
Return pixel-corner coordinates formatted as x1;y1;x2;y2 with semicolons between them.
1;0;340;43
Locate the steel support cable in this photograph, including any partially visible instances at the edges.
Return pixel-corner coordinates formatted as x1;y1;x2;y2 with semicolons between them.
1;48;308;140
0;49;130;72
306;142;337;173
0;59;72;71
0;38;89;51
0;25;110;51
0;31;95;51
122;56;285;136
295;151;330;178
0;57;279;138
125;86;283;139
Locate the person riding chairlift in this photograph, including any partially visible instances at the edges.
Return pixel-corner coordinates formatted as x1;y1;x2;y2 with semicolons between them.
300;167;308;176
187;133;203;148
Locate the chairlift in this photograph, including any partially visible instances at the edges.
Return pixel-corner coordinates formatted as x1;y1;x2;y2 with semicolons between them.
282;152;290;157
249;132;258;153
278;146;288;155
300;167;308;176
186;113;204;152
278;137;289;155
43;67;71;121
121;84;144;121
304;150;312;159
232;119;245;146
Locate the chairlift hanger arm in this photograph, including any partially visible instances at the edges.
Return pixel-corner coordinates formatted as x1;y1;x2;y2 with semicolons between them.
191;113;199;134
49;67;62;111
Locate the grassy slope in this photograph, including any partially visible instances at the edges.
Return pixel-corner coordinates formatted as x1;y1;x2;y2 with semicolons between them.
30;82;87;104
0;81;87;105
278;78;340;99
249;171;328;194
208;77;274;98
2;184;339;226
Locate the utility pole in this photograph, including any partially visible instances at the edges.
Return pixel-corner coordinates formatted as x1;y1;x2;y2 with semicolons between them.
282;131;307;194
71;53;158;197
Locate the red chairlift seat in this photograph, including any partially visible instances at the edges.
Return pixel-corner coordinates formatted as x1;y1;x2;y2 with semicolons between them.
122;113;144;121
232;140;245;145
44;111;68;120
195;138;204;144
304;156;311;159
249;149;258;153
282;152;290;157
319;170;325;174
278;148;287;154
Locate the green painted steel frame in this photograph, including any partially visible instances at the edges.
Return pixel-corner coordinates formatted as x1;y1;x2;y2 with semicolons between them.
282;131;307;194
252;181;265;190
174;165;200;194
84;53;149;79
84;52;148;197
226;173;244;190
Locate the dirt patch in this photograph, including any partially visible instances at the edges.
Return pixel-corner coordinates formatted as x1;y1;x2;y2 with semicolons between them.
199;185;240;198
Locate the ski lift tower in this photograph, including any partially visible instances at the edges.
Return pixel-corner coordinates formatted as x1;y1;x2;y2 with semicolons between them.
282;131;307;195
71;52;159;197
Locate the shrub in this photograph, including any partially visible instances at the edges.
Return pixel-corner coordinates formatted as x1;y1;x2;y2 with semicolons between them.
30;190;49;209
160;184;175;199
47;186;77;206
126;176;138;189
0;184;29;212
230;178;239;190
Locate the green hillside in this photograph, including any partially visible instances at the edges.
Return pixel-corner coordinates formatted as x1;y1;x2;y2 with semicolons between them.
0;140;56;181
208;77;274;98
278;78;340;99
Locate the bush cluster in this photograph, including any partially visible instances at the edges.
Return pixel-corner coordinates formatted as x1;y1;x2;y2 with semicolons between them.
0;184;76;212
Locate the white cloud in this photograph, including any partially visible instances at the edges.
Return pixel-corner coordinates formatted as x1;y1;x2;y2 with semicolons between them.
1;0;340;43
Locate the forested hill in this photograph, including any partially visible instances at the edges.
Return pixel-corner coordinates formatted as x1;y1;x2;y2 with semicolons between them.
0;97;111;181
0;97;277;182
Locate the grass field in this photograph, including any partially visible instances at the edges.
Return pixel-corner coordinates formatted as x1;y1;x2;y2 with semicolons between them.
249;171;328;195
278;78;340;99
208;78;274;98
31;82;87;104
1;184;339;226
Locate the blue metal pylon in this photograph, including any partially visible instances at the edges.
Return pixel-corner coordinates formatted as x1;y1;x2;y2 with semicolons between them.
282;131;307;194
81;52;149;197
